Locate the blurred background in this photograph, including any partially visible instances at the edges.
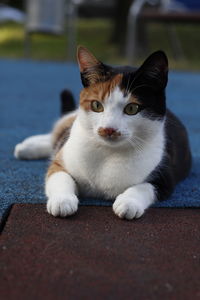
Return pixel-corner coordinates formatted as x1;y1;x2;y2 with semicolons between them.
0;0;200;70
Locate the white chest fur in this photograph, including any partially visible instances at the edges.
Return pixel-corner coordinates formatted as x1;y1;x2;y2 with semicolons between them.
62;118;165;199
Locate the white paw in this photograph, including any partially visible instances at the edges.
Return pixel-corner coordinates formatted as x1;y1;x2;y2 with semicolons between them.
47;194;78;217
113;194;145;220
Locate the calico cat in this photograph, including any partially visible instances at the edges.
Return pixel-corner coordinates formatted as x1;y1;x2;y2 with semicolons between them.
15;46;191;219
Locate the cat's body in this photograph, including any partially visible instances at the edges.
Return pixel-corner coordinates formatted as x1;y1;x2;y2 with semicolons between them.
15;47;191;219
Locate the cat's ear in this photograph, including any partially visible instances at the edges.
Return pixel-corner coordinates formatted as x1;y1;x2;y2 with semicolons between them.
136;51;168;90
77;46;100;72
77;46;112;87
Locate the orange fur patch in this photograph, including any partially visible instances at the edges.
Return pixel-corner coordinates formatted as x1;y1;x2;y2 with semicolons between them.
80;74;123;111
52;114;76;152
46;150;67;179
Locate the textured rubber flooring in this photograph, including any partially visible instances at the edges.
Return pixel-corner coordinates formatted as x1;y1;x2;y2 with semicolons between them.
0;204;200;299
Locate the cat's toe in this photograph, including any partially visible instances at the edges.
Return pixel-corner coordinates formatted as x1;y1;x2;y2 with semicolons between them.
47;194;78;217
113;195;144;220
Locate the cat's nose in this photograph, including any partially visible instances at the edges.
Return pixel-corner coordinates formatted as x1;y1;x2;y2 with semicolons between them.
104;128;117;136
98;127;121;138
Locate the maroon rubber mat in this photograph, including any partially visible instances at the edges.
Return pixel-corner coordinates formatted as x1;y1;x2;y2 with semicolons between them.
0;204;200;300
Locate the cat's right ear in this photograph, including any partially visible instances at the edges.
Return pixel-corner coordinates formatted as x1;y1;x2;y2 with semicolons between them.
136;51;168;90
77;46;106;87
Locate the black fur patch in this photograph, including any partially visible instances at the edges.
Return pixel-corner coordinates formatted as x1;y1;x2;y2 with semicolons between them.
120;71;166;119
119;51;168;119
147;110;192;201
60;89;76;116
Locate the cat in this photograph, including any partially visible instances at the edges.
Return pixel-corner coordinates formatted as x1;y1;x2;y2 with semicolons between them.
14;46;192;220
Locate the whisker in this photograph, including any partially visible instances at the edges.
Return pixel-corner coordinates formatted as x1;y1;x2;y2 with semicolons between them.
131;135;146;144
126;70;143;93
125;73;131;96
127;138;144;152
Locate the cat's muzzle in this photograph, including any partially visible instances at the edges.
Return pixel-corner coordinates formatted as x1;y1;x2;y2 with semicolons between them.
98;127;121;140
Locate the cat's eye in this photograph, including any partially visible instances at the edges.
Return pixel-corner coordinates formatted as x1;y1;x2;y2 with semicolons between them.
124;103;139;115
91;100;104;113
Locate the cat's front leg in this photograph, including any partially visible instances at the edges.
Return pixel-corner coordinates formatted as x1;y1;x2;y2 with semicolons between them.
113;183;155;220
45;156;78;217
46;172;78;217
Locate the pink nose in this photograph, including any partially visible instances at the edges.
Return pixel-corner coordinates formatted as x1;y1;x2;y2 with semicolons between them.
98;127;121;138
104;127;116;136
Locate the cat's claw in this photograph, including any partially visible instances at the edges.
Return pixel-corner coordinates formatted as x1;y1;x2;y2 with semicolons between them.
113;194;144;220
47;194;78;217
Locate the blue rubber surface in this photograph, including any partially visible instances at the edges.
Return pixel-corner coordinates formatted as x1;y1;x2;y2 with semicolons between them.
1;59;200;218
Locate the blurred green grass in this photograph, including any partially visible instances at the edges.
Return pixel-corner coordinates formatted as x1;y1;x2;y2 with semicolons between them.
0;19;200;70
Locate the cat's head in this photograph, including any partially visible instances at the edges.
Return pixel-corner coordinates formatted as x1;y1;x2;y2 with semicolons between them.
77;46;168;148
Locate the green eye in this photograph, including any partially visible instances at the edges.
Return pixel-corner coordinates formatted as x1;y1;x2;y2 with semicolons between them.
124;103;139;115
91;100;104;113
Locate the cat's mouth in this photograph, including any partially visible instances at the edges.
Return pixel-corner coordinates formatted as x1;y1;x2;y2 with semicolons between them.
97;134;125;147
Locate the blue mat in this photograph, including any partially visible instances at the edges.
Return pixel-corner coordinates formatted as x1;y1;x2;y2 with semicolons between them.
1;59;200;219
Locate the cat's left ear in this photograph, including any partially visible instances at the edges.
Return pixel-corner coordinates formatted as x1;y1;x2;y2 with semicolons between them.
136;51;168;90
77;46;112;87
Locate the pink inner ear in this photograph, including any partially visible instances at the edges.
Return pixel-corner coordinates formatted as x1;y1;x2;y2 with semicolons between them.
77;47;99;72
